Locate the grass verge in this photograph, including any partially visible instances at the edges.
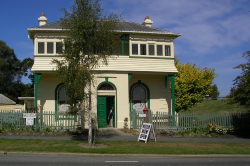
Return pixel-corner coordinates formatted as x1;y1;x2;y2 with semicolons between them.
180;100;249;114
0;139;250;155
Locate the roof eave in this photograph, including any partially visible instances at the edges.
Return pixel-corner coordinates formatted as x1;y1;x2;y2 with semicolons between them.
18;97;35;101
27;28;182;37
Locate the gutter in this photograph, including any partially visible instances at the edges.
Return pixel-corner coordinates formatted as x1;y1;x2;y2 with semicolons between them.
27;28;182;37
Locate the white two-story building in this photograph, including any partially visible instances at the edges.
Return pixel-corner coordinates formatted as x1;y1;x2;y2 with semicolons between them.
28;14;181;128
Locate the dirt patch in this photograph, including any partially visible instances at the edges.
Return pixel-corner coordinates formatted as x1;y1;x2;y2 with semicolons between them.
0;128;132;138
0;131;71;137
78;143;107;148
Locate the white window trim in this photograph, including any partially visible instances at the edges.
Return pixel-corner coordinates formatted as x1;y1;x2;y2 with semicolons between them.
130;41;173;57
35;39;63;55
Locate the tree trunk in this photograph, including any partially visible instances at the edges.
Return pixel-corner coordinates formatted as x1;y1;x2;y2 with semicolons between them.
88;81;92;146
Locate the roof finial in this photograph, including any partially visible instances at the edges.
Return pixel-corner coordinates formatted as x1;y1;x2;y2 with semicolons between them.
145;16;150;20
41;13;45;17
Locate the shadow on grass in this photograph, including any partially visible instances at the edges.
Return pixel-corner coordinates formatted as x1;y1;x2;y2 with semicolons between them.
71;129;119;141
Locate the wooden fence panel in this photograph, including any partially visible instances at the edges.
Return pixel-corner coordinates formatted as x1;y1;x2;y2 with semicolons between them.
0;110;85;131
130;110;250;131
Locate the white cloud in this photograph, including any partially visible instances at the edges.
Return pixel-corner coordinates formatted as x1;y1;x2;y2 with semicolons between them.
100;0;250;97
104;0;250;56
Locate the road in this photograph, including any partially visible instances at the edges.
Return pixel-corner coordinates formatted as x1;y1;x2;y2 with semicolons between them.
0;154;250;166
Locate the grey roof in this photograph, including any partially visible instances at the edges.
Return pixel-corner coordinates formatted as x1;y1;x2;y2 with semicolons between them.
28;20;181;36
0;94;16;104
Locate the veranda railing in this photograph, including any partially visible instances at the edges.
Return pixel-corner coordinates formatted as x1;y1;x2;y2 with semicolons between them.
0;110;85;131
130;110;250;131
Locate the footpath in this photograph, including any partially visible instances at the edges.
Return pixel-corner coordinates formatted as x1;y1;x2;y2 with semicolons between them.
0;128;250;142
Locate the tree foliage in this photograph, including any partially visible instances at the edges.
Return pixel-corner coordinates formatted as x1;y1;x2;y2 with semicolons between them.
0;40;34;103
174;58;217;112
52;0;121;145
229;51;250;108
210;84;220;100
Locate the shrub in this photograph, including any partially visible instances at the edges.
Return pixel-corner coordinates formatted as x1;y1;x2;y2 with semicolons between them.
192;126;202;135
45;127;52;132
177;130;191;137
206;123;233;135
124;117;128;129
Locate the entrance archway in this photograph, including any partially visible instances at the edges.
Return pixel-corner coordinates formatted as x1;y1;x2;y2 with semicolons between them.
97;82;116;128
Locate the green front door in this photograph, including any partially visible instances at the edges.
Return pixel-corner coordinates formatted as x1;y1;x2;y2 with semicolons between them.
97;96;107;128
113;98;115;128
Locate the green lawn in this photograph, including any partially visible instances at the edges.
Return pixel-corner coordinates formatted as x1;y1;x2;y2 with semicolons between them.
179;100;249;114
0;139;250;155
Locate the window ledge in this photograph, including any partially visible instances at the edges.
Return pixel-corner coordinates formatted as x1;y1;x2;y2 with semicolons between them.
129;56;175;59
34;54;62;57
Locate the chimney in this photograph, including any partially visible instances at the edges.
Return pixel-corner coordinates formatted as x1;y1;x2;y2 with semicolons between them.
38;13;47;26
142;16;153;27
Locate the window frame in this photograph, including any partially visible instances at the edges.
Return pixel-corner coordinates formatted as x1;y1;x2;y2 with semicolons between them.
55;83;77;122
47;42;54;54
38;42;45;54
36;39;63;55
129;81;151;113
130;41;172;57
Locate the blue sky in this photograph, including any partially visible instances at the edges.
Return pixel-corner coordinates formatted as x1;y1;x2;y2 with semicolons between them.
1;0;249;97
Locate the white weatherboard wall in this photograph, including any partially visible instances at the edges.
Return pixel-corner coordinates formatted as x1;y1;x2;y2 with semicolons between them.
36;73;61;112
36;73;81;127
32;56;177;73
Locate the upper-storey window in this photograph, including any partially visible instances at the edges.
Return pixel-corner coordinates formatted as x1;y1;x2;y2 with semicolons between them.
47;42;53;54
157;45;163;56
38;42;44;54
37;41;62;55
131;42;172;57
165;45;171;56
148;44;154;55
140;44;146;55
56;42;63;54
132;44;138;55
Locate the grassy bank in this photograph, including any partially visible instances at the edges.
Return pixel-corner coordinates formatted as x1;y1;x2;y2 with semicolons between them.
0;139;250;155
180;100;249;114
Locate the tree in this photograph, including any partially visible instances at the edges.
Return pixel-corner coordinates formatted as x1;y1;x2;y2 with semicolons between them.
52;0;121;146
174;58;217;112
210;84;220;100
229;51;250;108
0;40;34;103
0;40;22;99
21;58;35;85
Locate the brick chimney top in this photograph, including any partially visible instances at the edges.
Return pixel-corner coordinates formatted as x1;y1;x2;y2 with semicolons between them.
38;13;47;26
142;16;153;27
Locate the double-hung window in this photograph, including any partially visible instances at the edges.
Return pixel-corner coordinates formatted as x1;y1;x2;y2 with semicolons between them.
157;45;163;56
131;42;171;57
148;44;155;56
140;44;146;55
132;44;138;55
165;45;171;56
38;42;45;54
37;41;63;55
47;42;53;54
